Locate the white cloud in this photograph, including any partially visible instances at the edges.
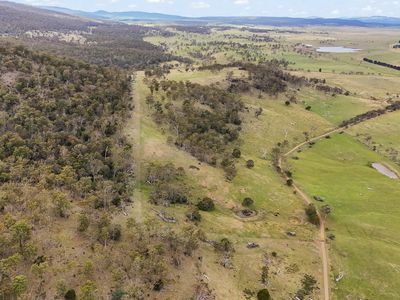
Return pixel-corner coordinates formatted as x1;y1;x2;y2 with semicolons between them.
234;0;249;5
331;9;340;15
191;1;210;9
362;5;373;11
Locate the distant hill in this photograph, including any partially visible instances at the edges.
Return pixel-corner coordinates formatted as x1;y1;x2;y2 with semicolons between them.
40;5;400;27
349;16;400;26
40;6;187;21
0;1;181;69
0;1;99;34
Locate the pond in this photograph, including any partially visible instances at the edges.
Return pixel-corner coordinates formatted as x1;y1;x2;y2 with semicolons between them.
316;46;361;53
372;163;399;179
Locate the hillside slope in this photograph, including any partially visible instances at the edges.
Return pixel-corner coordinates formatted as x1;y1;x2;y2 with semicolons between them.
0;1;97;33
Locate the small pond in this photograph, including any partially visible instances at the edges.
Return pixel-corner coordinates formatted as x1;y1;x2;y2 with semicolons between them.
316;46;361;53
372;163;399;179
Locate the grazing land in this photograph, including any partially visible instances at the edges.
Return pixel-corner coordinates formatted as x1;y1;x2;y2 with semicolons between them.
1;2;400;299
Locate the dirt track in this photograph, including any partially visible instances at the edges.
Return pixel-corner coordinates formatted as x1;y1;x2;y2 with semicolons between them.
277;105;399;299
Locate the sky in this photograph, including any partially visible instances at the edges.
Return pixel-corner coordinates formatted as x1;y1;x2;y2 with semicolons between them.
15;0;400;17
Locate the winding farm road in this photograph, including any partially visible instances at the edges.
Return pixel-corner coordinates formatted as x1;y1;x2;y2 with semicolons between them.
277;127;346;300
277;105;399;300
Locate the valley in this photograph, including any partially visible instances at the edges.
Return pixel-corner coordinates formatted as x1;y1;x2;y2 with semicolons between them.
0;1;399;299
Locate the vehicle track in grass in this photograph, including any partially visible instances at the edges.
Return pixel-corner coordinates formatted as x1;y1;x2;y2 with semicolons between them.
277;104;400;300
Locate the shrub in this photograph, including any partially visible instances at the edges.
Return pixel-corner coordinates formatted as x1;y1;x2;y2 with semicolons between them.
109;224;122;241
153;279;164;291
232;148;241;158
186;208;201;222
257;289;271;300
197;197;215;212
214;238;234;253
242;197;254;207
111;289;125;300
305;204;320;226
78;213;90;232
246;160;255;169
65;289;77;300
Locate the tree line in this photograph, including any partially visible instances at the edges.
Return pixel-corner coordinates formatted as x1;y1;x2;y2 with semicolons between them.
363;58;400;71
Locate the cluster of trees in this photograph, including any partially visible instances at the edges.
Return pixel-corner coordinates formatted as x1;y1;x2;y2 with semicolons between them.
146;79;244;179
244;61;305;94
0;43;135;298
172;25;212;34
363;58;400;71
340;101;400;127
146;163;189;206
200;60;307;96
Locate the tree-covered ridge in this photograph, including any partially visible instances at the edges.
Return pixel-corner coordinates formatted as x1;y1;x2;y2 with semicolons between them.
0;43;133;201
147;79;243;178
0;44;208;299
0;2;187;69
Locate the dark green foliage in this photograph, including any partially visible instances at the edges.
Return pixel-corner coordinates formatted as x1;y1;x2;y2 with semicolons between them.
257;289;271;300
295;274;318;299
197;197;215;212
305;204;320;226
232;148;241;158
64;289;76;300
246;160;255;169
242;197;254;207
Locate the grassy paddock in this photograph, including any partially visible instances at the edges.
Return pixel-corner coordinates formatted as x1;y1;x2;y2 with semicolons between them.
291;133;400;299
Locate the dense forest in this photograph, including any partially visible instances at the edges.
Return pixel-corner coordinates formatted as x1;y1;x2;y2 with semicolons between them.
28;24;184;69
0;43;205;299
0;2;185;69
0;2;95;34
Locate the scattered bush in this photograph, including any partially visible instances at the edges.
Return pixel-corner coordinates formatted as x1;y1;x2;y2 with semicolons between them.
305;204;320;226
65;289;77;300
246;160;255;169
78;213;90;232
197;197;215;212
186;208;201;222
109;224;122;241
232;148;242;158
242;197;254;207
257;289;271;300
